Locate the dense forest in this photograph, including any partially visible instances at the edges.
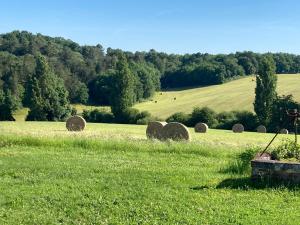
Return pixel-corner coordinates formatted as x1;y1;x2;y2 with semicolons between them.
1;31;300;119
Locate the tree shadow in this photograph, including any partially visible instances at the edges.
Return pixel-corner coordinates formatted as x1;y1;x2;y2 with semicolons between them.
218;177;300;190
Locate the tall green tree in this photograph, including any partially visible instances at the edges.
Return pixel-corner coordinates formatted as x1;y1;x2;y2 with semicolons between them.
254;55;277;125
26;55;71;121
0;89;18;121
0;63;23;121
110;54;135;117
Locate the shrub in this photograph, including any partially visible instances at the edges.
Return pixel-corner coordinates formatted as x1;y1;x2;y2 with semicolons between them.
82;109;114;123
71;107;77;116
189;107;218;127
234;111;258;131
216;111;237;129
217;111;258;131
222;147;260;174
84;107;152;125
271;140;300;161
166;112;191;126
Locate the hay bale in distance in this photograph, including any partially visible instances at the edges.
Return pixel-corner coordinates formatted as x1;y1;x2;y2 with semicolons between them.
66;115;86;131
194;122;208;133
280;129;289;134
163;122;191;141
257;125;267;133
232;123;244;133
146;121;167;140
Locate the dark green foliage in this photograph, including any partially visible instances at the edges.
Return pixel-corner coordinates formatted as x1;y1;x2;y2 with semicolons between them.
82;108;152;125
236;51;259;75
66;78;89;104
166;112;191;126
110;54;135;117
130;62;160;100
0;54;23;120
82;109;115;123
88;72;114;105
233;111;258;131
268;95;300;132
216;111;258;131
254;55;277;126
114;108;152;124
222;147;260;174
26;55;71;121
216;111;237;130
166;107;259;131
0;89;18;121
189;107;218;127
71;107;77;116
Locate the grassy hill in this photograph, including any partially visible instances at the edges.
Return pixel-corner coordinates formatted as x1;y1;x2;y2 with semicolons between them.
135;74;300;119
1;122;300;224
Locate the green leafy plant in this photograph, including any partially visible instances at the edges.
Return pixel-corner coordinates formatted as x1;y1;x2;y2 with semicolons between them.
222;147;260;174
271;139;300;161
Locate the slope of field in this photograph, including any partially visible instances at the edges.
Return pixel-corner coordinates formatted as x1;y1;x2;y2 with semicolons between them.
135;74;300;119
1;122;300;224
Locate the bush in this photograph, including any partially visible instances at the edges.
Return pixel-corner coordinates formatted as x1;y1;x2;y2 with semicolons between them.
234;111;258;131
222;147;260;174
271;140;300;161
83;108;152;125
82;109;115;123
166;112;191;126
189;107;218;127
216;111;237;130
216;111;258;131
116;108;152;124
71;107;77;116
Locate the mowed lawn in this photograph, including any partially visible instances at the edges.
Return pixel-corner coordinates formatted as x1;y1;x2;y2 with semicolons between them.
1;122;300;224
135;74;300;119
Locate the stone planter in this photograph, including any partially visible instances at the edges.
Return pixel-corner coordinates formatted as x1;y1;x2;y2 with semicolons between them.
251;159;300;183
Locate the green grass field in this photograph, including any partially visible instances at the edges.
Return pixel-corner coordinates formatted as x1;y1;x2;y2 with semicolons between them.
135;74;300;119
1;122;300;224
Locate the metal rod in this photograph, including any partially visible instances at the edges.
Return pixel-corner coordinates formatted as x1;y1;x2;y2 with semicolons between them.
295;120;298;146
260;131;280;156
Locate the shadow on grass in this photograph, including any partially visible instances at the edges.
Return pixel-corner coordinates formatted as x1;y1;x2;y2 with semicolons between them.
217;177;300;190
191;178;300;191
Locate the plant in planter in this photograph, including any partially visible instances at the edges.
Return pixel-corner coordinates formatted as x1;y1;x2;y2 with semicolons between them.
270;139;300;162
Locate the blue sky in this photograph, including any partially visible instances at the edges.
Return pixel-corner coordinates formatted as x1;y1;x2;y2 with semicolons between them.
1;0;300;54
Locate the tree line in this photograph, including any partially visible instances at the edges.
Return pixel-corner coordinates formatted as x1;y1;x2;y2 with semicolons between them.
1;31;300;121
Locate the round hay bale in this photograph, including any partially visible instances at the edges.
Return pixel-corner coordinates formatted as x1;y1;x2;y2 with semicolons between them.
146;121;167;140
257;125;267;133
162;122;191;141
280;128;289;134
66;115;86;131
232;123;244;133
194;122;208;133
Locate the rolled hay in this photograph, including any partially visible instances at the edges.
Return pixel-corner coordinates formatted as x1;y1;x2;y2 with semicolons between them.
146;121;167;140
66;115;86;131
280;128;289;134
194;122;208;133
162;122;191;141
257;125;267;133
232;123;244;133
